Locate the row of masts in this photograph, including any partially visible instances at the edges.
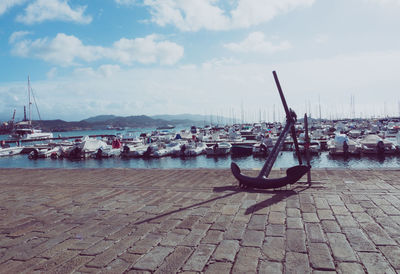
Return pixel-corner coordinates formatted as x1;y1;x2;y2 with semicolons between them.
202;95;400;125
8;77;400;125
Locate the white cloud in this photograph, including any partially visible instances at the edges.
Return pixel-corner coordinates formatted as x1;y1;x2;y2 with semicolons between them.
143;0;315;31
111;35;184;65
230;0;315;29
9;30;32;43
11;33;103;65
179;64;197;70
73;65;121;78
314;34;329;44
10;33;184;66
16;0;92;24
46;67;58;79
0;0;27;16
202;57;241;69
115;0;138;5
144;0;230;31
224;32;292;54
367;0;400;6
2;49;400;121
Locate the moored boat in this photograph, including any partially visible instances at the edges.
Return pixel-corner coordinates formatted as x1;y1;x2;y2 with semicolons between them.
9;77;53;141
205;142;232;156
327;134;361;156
182;142;207;157
359;134;396;154
231;143;253;156
121;144;150;158
0;146;24;157
28;146;62;159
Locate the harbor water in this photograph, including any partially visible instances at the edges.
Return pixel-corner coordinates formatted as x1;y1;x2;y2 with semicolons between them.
1;130;400;169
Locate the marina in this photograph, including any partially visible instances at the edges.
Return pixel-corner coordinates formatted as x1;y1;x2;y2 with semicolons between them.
1;117;400;169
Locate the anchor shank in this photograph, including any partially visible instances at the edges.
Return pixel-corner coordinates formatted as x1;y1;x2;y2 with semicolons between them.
258;119;294;178
273;71;293;122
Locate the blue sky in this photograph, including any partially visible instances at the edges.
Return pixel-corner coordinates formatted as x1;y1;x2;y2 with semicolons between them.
1;0;400;122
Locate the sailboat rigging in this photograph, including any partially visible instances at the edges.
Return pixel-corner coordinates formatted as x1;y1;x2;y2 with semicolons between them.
10;76;53;140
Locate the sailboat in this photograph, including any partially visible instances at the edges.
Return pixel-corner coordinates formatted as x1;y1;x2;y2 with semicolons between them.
10;76;53;140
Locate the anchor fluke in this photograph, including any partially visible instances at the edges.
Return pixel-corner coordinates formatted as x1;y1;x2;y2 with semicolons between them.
231;162;310;189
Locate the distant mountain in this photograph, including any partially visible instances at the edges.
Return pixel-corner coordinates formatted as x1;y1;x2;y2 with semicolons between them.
82;114;204;127
31;114;205;132
81;115;117;123
7;113;226;132
152;114;206;121
151;114;230;124
33;119;92;131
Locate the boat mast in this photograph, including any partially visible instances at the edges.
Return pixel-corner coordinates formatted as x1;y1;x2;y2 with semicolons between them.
398;100;400;118
28;75;31;125
318;95;322;123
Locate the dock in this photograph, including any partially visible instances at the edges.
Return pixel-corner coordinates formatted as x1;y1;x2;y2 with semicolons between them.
0;168;399;273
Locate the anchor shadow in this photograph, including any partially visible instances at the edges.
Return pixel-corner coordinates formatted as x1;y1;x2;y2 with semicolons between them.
134;181;313;225
213;181;312;215
244;183;312;215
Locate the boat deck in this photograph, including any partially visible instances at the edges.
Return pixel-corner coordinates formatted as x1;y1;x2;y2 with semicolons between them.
0;168;399;273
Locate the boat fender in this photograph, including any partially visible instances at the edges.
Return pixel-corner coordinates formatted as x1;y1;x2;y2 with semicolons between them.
28;149;38;160
377;141;385;154
143;146;152;158
70;147;81;159
123;145;130;153
96;148;103;159
343;141;349;155
50;152;58;159
260;143;267;154
213;143;218;152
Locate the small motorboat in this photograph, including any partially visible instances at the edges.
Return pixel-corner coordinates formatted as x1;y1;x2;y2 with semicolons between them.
252;143;272;157
231;143;253;156
327;134;361;156
67;136;108;159
0;146;24;157
359;134;396;154
183;142;207;157
121;144;150;158
205;142;232;156
28;146;62;159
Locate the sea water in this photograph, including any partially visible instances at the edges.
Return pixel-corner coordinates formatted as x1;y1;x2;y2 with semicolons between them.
1;130;400;169
1;151;400;169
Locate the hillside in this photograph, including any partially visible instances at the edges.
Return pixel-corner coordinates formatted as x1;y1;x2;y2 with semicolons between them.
30;114;203;132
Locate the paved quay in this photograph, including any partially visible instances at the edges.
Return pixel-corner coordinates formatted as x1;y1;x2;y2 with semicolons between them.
0;168;400;273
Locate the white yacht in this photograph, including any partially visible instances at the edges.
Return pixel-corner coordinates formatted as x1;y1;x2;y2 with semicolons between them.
10;77;53;141
11;123;53;140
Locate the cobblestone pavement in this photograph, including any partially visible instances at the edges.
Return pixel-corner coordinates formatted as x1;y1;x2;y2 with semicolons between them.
0;168;399;273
